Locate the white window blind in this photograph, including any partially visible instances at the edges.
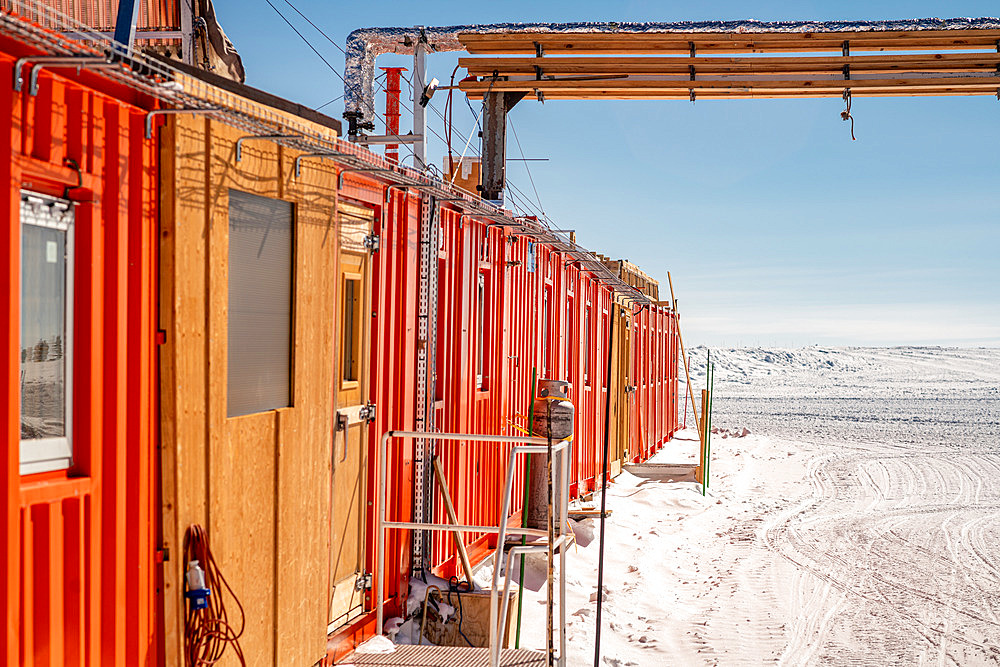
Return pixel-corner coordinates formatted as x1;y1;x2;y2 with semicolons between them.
227;190;293;417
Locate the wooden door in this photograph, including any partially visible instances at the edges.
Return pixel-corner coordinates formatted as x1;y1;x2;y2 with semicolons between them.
329;201;375;630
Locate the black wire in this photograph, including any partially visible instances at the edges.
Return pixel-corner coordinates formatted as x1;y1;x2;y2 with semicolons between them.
261;0;346;86
281;0;347;56
447;576;474;647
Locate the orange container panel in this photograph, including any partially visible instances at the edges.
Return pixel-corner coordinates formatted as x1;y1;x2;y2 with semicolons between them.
1;38;159;667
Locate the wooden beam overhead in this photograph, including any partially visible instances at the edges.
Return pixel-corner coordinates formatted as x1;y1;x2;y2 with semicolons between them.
458;29;1000;55
460;75;1000;99
459;53;1000;77
457;27;1000;100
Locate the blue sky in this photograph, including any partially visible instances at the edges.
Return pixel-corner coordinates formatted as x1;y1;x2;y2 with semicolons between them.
216;0;1000;347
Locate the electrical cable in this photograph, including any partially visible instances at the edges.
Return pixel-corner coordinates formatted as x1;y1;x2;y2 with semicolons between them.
183;525;246;666
446;575;475;647
508;118;546;217
841;89;856;140
280;0;348;56
261;0;345;86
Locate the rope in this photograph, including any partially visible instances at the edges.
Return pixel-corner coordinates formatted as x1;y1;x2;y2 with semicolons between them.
183;525;246;666
841;89;856;141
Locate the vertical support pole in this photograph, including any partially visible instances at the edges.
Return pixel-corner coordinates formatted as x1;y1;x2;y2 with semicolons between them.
112;0;141;54
179;0;194;65
380;67;406;163
700;388;709;495
413;195;439;573
412;31;427;170
593;302;616;667
481;91;507;204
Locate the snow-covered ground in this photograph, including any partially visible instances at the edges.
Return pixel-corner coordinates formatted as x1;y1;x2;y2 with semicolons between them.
514;347;1000;665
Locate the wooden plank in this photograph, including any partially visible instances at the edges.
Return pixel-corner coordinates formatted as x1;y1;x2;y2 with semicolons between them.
158;114;211;667
460;53;1000;76
462;74;1000;92
465;88;1000;100
275;143;337;664
208;122;281;666
459;29;1000;55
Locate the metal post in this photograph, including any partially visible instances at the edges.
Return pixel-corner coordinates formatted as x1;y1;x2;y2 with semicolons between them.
594;303;616;667
381;66;406;163
412;31;427;170
112;0;140;53
179;0;194;65
546;402;554;665
558;440;568;666
412;194;438;573
480;91;526;204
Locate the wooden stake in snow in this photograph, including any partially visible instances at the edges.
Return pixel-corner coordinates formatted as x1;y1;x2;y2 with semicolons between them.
667;272;706;483
432;456;476;585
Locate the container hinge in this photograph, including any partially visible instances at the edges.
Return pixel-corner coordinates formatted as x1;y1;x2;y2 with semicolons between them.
363;233;380;253
355;572;373;591
359;403;377;423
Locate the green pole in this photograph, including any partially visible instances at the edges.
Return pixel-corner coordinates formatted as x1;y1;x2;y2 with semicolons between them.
515;368;537;648
706;360;714;489
701;350;710;494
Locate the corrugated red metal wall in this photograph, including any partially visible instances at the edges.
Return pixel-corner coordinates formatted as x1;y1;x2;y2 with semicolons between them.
1;39;159;666
326;181;679;659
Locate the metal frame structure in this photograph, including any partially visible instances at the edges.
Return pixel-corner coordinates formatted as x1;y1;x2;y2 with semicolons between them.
376;430;572;667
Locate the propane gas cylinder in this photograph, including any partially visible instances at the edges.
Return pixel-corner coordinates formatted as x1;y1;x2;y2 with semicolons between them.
526;379;575;530
530;379;575;441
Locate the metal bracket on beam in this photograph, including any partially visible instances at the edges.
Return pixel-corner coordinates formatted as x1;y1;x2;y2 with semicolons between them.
144;108;218;139
235;134;300;162
293;152;349;178
534;41;544;58
337;167;394;190
843;40;850;57
14;56;115;95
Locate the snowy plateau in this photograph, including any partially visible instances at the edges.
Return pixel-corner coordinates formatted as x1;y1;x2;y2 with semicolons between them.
513;346;1000;665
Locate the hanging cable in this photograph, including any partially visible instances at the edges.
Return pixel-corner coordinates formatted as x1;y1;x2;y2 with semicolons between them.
508;118;546;217
841;89;856;141
183;525;246;666
262;0;345;86
449;78;494;186
445;64;460;164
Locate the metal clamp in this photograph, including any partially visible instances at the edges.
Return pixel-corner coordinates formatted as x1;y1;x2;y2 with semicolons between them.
235;134;299;162
14;56;115;96
144;108;218;139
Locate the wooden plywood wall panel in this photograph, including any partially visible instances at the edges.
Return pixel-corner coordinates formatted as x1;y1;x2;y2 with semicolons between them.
159;116;211;667
161;116;337;667
273;150;337;663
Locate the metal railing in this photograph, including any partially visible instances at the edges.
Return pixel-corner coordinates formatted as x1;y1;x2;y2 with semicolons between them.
376;430;572;667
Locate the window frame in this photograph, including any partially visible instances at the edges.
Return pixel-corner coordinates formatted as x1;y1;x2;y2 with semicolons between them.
340;271;363;389
19;191;74;476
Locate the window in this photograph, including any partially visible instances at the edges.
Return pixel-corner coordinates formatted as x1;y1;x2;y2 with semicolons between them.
565;295;574;381
541;287;551;377
476;271;489;390
584;301;592;386
227;190;293;417
20;192;73;475
342;276;361;382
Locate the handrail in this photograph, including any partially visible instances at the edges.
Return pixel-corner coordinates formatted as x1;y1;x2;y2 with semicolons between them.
376;429;569;666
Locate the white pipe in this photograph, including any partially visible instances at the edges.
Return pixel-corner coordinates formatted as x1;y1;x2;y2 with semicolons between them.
412;35;426;170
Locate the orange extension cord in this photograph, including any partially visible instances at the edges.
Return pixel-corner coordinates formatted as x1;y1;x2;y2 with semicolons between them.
183;525;246;666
